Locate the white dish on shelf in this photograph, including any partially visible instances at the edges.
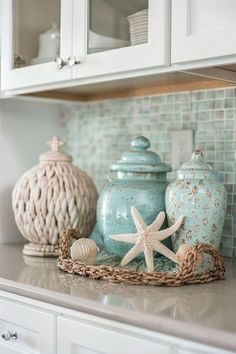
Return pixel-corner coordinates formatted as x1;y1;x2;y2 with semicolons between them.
130;31;148;37
89;30;129;50
129;16;148;22
30;56;56;65
132;39;148;45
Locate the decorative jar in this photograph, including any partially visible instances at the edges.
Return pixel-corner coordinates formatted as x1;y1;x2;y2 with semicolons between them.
12;137;98;257
165;150;227;251
97;136;171;257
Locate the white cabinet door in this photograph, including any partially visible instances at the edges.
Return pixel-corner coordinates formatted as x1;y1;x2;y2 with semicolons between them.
57;316;172;354
0;297;56;354
72;0;171;80
172;0;236;64
1;0;73;90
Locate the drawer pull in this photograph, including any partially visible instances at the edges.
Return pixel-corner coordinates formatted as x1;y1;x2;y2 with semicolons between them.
2;331;18;341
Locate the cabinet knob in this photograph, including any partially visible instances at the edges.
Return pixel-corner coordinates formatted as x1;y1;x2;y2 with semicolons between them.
68;56;80;66
55;57;67;69
1;331;18;341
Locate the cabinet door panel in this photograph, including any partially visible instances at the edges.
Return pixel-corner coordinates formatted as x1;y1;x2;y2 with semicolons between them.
172;0;236;63
58;317;171;354
0;297;56;354
1;0;73;90
0;342;31;354
72;0;171;79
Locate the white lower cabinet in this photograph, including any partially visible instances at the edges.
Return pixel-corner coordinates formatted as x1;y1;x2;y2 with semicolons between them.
0;298;56;354
57;316;171;354
0;293;234;354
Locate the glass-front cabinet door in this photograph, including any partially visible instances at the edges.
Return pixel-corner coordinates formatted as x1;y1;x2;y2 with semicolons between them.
72;0;171;80
1;0;73;91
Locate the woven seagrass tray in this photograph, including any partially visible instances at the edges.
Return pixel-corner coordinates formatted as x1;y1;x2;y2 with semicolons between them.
57;230;225;287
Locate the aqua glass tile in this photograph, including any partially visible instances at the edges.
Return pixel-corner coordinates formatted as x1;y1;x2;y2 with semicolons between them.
215;142;224;150
225;88;234;98
224;131;234;141
208;111;217;120
225;109;234;119
207;91;216;99
216;100;224;109
221;236;233;247
151;95;166;104
214;162;224;171
227;193;233;205
222;247;233;258
224;162;235;172
214;120;224;130
225;142;234;151
225;173;235;184
215;89;225;98
215;130;225;141
225;152;235;161
225;99;234;108
225;120;234;129
195;131;206;142
192;102;199;111
206;151;215;161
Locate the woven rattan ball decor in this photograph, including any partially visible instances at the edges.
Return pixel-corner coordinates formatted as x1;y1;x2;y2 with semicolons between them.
58;230;225;287
12;137;98;257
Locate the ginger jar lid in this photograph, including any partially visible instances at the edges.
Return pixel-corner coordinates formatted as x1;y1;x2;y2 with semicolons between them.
111;136;170;173
177;149;215;179
39;136;72;163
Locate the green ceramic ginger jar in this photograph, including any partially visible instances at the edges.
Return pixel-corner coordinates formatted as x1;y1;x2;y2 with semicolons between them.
165;150;227;251
97;136;171;257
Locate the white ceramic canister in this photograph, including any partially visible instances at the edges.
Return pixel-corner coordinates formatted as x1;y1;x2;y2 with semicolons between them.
12;137;98;257
37;23;60;59
165;150;227;251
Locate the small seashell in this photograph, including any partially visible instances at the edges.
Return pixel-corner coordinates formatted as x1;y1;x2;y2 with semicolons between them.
70;238;99;264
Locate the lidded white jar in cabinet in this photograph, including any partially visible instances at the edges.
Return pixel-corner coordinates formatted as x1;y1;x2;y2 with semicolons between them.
12;137;98;257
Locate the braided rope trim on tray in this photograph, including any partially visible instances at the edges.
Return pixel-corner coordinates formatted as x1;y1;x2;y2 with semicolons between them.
57;230;225;287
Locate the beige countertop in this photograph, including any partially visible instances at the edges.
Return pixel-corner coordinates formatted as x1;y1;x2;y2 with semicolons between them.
0;243;235;352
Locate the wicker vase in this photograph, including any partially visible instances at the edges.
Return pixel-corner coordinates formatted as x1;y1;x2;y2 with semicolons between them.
12;137;98;257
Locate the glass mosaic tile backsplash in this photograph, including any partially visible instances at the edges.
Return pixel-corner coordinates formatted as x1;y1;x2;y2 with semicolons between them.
65;87;236;258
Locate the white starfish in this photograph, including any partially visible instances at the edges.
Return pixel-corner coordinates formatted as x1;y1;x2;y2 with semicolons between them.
110;207;183;272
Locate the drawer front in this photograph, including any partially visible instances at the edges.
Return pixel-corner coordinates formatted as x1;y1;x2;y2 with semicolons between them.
57;317;171;354
0;297;56;354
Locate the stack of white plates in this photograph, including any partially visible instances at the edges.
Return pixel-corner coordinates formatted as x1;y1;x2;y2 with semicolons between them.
127;9;148;46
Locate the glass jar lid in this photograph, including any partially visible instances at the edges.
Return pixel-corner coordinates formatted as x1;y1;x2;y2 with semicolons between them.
177;150;214;179
111;136;170;173
39;136;72;163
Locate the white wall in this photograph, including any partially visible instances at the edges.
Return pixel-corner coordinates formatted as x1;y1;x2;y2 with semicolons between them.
0;98;65;243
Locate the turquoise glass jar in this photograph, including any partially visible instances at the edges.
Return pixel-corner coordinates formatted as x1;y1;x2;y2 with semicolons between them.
165;150;227;251
97;136;171;257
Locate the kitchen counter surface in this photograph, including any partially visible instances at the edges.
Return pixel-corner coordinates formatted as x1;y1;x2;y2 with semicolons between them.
0;243;235;352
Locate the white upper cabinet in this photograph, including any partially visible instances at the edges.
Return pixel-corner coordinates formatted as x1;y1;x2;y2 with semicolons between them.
72;0;171;80
1;0;73;90
172;0;236;64
1;0;171;92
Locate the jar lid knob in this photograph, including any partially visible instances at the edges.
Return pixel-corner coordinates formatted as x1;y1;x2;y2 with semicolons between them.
191;149;204;161
131;136;150;150
40;136;71;163
47;136;64;152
